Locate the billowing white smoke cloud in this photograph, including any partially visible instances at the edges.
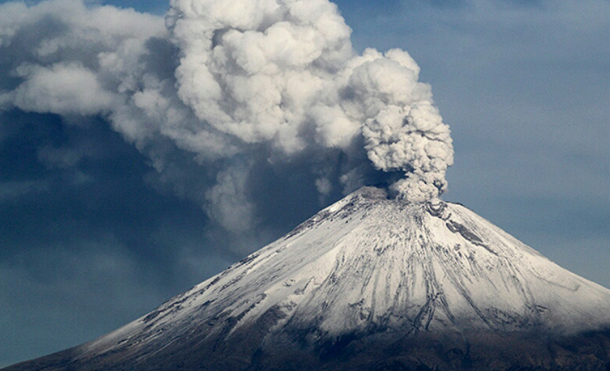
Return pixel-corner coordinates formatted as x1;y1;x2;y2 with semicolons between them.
0;0;453;236
166;0;453;201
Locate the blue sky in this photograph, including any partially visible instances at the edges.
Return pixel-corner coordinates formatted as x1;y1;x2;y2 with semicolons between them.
1;0;609;367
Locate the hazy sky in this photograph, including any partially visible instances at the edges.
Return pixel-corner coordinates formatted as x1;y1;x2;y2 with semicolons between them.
1;0;609;368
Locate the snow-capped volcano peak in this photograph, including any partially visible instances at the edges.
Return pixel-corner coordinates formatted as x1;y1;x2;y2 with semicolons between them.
6;187;610;371
85;187;610;351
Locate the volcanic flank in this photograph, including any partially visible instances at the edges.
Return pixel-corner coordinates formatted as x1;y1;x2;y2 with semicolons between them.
5;187;610;371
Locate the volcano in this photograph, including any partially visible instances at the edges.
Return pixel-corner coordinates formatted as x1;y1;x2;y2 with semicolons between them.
4;187;610;371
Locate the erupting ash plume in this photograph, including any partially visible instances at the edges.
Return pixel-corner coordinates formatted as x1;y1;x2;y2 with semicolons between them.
166;0;453;202
0;0;453;234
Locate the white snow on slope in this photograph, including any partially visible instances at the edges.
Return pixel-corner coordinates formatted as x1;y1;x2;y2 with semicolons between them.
83;187;610;355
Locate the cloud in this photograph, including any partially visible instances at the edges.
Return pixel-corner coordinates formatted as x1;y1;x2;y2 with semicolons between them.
205;162;255;233
0;180;49;202
12;63;118;115
0;0;453;244
165;0;453;204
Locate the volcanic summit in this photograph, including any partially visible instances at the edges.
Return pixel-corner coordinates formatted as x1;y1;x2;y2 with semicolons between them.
5;187;610;371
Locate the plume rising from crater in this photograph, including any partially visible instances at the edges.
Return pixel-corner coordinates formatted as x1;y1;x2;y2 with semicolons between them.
0;0;453;242
166;0;453;202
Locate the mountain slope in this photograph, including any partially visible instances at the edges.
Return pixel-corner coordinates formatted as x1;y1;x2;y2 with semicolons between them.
5;187;610;371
